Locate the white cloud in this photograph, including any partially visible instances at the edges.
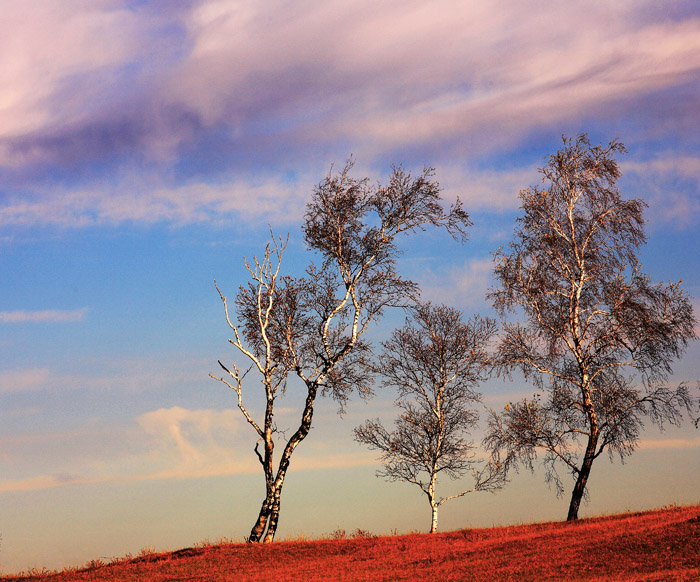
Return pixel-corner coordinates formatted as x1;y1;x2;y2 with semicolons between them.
281;2;700;155
0;176;309;227
622;155;700;229
0;406;250;492
420;257;495;310
137;406;241;465
0;308;88;323
438;165;538;211
0;1;699;225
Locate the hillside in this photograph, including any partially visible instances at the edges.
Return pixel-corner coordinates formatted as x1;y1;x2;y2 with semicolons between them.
3;504;699;581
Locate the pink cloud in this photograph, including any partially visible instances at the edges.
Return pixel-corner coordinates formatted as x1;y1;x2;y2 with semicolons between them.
0;1;146;145
0;368;51;394
1;1;699;224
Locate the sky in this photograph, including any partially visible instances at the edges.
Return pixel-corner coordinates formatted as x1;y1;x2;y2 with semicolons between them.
1;0;700;574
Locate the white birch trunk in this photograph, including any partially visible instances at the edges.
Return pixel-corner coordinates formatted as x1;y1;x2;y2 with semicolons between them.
430;503;439;534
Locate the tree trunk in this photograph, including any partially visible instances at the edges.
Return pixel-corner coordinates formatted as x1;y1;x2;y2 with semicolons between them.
568;370;599;522
567;435;597;521
263;491;282;543
248;381;318;543
427;468;439;534
248;494;272;542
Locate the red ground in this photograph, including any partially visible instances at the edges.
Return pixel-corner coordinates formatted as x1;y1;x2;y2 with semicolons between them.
4;504;699;581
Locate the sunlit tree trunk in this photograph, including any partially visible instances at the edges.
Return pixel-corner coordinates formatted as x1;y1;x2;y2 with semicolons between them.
248;496;271;542
430;502;439;534
249;469;276;542
248;382;318;542
263;490;281;543
427;467;439;534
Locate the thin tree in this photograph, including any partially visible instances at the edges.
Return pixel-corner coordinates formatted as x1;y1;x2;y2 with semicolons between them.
484;135;697;521
354;302;504;533
211;161;471;542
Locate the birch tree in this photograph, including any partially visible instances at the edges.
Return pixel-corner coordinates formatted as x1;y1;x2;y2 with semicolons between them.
484;135;697;521
211;161;471;542
354;303;504;533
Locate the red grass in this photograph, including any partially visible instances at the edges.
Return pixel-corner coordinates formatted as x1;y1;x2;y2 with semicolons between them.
3;504;699;581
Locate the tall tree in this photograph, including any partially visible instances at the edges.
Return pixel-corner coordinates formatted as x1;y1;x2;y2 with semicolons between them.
211;161;471;542
484;135;697;521
354;303;503;533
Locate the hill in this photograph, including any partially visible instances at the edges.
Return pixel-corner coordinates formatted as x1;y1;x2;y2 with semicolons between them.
3;504;699;581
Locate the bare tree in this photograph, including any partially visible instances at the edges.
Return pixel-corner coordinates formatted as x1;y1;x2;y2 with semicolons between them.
354;303;503;533
484;135;697;521
211;160;471;542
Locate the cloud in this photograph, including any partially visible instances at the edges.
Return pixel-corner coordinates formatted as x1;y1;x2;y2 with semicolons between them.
137;406;241;466
2;1;699;191
167;1;700;158
622;154;700;229
0;308;88;323
637;436;700;451
0;404;377;492
0;474;108;493
0;175;309;227
0;368;51;394
0;1;153;154
0;159;538;228
0;406;250;492
438;164;538;211
419;257;495;310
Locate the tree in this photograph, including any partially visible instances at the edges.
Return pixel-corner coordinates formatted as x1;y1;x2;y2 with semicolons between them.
354;302;503;533
484;135;697;521
211;160;471;542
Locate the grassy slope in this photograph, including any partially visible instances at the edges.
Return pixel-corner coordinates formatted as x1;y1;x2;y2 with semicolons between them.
4;504;699;581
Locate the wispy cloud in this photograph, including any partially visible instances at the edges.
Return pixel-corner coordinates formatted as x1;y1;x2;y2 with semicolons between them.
138;406;241;466
637;436;700;451
162;1;700;167
0;2;145;142
0;308;88;323
0;160;536;228
622;154;700;229
0;405;376;492
420;257;495;311
439;165;538;211
0;176;308;227
0;368;51;394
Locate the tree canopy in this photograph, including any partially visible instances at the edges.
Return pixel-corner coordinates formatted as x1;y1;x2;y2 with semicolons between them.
212;160;471;541
355;303;503;533
484;135;697;520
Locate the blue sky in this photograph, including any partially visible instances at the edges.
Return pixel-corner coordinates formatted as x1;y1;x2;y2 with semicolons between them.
1;0;700;573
